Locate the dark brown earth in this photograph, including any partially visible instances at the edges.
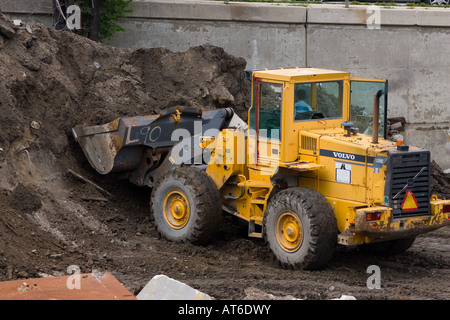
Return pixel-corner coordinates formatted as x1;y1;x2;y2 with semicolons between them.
0;13;449;300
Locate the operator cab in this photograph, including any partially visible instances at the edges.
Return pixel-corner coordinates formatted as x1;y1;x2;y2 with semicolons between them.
246;67;388;166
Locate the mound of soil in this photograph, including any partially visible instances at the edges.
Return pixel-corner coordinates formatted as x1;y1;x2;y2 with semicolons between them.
431;161;450;200
0;12;250;287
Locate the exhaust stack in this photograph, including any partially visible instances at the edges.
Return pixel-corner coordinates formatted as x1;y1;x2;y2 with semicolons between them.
372;90;383;144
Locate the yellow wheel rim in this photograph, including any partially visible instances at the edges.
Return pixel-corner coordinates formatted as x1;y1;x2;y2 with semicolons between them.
276;211;303;252
163;190;190;229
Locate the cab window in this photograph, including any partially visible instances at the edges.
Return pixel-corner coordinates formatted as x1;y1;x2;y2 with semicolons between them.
350;80;387;138
294;81;343;121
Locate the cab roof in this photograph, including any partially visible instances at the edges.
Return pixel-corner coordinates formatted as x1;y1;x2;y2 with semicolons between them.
249;67;350;82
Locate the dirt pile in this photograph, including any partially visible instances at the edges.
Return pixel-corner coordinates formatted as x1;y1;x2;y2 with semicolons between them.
431;161;450;200
0;12;248;285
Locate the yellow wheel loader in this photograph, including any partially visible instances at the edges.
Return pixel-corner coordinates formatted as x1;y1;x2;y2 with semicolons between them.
73;67;450;270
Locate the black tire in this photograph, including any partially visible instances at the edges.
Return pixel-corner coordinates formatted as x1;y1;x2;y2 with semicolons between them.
150;166;222;245
360;237;416;255
425;0;450;5
264;187;338;270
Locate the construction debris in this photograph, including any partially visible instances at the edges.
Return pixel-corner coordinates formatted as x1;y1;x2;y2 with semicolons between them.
67;169;113;198
0;272;136;300
243;287;301;300
387;116;406;134
332;295;357;300
136;275;212;300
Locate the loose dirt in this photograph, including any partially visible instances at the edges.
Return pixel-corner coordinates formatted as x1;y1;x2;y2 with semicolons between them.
0;13;448;300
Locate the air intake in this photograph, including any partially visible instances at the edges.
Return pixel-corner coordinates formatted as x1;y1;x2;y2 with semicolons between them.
300;135;318;152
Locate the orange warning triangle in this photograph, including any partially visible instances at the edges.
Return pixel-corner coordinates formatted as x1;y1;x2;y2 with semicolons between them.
401;190;418;212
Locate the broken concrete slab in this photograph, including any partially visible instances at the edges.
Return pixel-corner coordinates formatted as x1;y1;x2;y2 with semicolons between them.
333;295;357;300
243;287;302;300
137;274;211;300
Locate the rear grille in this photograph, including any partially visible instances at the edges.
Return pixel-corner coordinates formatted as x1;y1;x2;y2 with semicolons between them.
386;150;430;218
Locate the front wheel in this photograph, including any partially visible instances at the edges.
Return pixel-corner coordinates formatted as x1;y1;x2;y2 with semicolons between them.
151;167;222;245
264;187;338;270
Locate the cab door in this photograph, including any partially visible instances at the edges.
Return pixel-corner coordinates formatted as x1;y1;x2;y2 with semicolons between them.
349;79;388;138
248;80;283;169
350;78;389;204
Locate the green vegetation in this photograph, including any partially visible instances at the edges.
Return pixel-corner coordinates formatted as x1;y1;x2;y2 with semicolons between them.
406;1;450;7
99;0;133;40
79;0;133;41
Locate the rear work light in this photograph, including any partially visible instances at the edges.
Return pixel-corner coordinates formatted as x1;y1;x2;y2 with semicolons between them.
443;205;450;214
366;212;382;221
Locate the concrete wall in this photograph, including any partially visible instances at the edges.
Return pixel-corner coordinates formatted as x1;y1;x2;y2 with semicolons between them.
111;0;308;69
2;0;450;170
0;0;53;26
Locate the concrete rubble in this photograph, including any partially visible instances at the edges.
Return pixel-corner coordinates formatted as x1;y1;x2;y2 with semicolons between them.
137;274;212;300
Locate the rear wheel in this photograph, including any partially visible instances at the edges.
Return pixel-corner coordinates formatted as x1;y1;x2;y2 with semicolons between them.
264;187;338;270
151;167;222;245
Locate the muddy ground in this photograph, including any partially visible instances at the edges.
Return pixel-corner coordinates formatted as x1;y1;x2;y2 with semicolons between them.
0;13;449;300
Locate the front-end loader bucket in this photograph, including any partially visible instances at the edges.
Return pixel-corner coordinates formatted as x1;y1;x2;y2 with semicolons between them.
73;107;237;185
72;115;158;175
